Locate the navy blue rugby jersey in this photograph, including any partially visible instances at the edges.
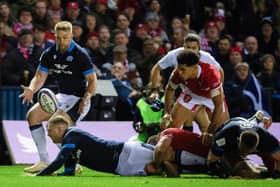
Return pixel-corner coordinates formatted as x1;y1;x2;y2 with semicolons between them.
37;41;94;97
37;127;124;176
211;117;280;157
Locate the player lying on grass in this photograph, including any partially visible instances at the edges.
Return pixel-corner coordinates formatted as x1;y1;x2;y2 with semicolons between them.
152;111;275;178
207;115;280;179
35;114;162;176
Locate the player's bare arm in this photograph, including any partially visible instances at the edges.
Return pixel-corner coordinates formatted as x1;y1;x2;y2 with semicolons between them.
78;72;97;114
202;87;224;145
154;135;174;164
161;83;175;128
150;63;161;89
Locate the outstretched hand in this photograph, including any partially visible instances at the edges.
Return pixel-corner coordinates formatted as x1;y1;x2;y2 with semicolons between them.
18;85;34;105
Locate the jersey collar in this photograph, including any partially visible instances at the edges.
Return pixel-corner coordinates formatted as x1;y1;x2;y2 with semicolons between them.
56;40;75;52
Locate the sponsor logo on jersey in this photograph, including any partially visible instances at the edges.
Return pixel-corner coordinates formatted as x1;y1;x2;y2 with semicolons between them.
215;138;226;147
51;64;72;75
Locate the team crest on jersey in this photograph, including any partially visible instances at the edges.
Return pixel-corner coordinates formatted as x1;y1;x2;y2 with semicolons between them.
66;56;74;62
183;94;192;103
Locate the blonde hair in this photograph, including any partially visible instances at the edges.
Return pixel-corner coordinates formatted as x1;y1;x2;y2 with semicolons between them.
48;114;71;129
54;21;72;34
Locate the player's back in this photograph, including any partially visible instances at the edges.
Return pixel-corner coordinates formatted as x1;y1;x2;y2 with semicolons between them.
160;128;209;157
63;127;124;173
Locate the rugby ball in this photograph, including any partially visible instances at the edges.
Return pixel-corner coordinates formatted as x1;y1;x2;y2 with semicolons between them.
38;88;58;114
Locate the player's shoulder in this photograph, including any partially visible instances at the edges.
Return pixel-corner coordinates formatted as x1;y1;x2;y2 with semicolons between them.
73;42;89;55
199;50;220;67
199;50;213;58
199;61;218;73
39;45;55;61
167;47;185;56
41;45;56;56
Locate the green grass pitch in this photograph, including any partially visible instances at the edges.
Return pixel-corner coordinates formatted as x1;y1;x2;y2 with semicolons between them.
0;166;280;187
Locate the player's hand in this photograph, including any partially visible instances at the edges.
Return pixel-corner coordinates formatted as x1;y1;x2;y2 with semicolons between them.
79;92;91;114
78;100;87;114
160;114;172;129
19;85;34;105
263;117;272;129
201;132;213;146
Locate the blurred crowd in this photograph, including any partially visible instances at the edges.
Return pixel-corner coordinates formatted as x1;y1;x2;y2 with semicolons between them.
0;0;280;120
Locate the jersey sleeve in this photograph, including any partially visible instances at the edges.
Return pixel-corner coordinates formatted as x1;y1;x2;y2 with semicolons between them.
204;66;221;93
37;49;51;73
36;144;76;176
79;51;95;76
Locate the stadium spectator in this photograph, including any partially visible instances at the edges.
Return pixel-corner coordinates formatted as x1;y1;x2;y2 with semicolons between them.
44;12;61;45
223;45;243;82
115;13;132;38
33;0;48;27
62;1;83;22
47;0;63;18
199;21;220;53
129;23;150;53
83;13;97;38
117;0;142;28
71;20;85;46
97;24;114;65
2;29;43;86
93;0;116;29
85;32;107;78
212;34;233;68
136;39;162;86
145;11;169;43
224;62;270;117
257;17;278;54
113;30;143;78
111;61;141;121
12;6;34;36
170;26;186;49
33;24;53;50
274;37;280;71
0;19;16;64
256;54;280;93
242;35;263;75
19;21;97;173
0;1;16;32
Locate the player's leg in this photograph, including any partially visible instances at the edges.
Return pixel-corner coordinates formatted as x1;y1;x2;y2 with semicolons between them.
56;93;91;123
24;103;52;173
169;102;195;128
194;106;210;133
